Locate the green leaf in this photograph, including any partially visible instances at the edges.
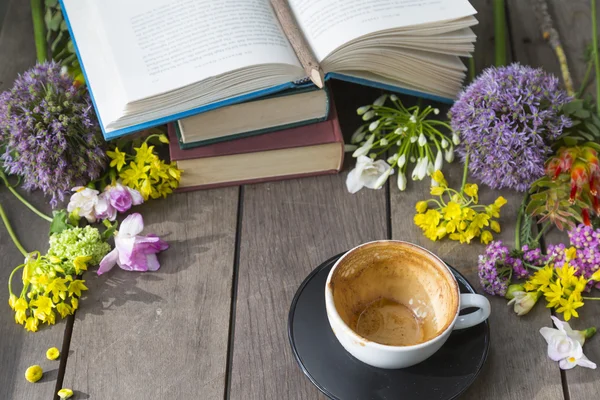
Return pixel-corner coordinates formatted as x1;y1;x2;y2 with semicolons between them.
101;220;119;241
562;99;584;115
584;122;600;137
45;0;59;7
563;137;581;146
49;210;74;236
47;11;63;31
585;141;600;151
574;109;591;119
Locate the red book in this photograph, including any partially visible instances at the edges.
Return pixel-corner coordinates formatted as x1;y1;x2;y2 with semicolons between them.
169;106;344;191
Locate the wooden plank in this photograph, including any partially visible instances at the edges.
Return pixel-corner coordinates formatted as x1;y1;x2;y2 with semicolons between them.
61;189;239;399
511;1;600;398
0;1;69;399
229;81;388;399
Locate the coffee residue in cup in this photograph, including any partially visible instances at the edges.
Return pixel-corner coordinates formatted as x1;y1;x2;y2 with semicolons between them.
355;298;424;346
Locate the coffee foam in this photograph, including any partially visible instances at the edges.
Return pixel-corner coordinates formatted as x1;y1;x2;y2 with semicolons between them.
330;242;459;346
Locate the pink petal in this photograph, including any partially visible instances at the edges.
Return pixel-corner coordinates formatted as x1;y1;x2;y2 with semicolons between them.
119;213;144;237
115;237;136;265
97;248;119;275
126;186;144;205
145;253;161;271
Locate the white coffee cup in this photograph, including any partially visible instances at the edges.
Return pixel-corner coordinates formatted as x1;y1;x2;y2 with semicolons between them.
325;240;491;369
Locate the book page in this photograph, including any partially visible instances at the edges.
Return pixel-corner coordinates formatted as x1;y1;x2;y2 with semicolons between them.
287;0;477;61
93;0;301;101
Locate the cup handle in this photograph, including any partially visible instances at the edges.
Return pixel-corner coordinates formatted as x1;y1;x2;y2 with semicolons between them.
454;294;491;330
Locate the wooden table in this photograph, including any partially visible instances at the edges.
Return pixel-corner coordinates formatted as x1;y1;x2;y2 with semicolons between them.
1;1;599;399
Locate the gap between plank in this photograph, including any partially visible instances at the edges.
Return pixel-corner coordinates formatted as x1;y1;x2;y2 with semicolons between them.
224;185;244;400
53;313;75;400
385;178;392;240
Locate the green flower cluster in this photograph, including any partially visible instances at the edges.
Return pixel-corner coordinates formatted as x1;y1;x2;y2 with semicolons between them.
48;226;110;273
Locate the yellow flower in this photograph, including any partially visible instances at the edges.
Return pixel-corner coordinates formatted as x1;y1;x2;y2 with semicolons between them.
573;275;588;294
156;182;173;198
8;294;17;310
158;134;170;144
56;302;73;318
430;186;445;196
524;265;554;292
490;220;501;233
471;213;490;229
480;230;493;244
71;297;79;310
557;295;584;321
462;207;476;220
48;256;62;264
544;279;563;309
31;295;54;316
591;269;600;282
45;277;68;303
442;202;462;220
25;317;39;332
120;161;151;186
25;365;43;383
415;201;428;213
167;162;182;182
134;142;156;163
431;170;447;186
68;280;88;298
556;263;576;285
57;388;74;399
494;196;507;207
463;183;479;203
73;255;92;274
107;148;127;171
565;247;577;262
149;160;170;181
46;347;60;360
446;220;457;233
15;310;27;325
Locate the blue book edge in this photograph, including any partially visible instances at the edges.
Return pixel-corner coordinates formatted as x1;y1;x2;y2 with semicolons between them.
60;0;454;141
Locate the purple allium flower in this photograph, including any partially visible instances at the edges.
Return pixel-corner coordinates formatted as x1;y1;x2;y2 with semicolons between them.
478;240;511;296
566;224;600;286
449;63;572;191
0;62;106;207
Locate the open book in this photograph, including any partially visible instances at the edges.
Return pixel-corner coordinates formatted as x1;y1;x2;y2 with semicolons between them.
60;0;477;139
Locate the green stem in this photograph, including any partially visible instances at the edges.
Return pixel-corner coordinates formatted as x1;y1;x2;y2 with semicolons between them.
592;0;600;116
8;264;24;296
493;0;507;66
534;222;552;243
30;0;47;63
0;202;27;257
0;172;52;222
577;60;594;98
515;193;528;251
582;297;600;300
460;152;470;195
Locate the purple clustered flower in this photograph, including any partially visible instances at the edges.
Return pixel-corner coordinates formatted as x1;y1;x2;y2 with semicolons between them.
449;63;572;192
478;240;511;296
548;225;600;287
0;62;106;207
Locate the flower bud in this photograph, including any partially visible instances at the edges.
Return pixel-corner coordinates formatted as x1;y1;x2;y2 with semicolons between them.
387;153;399;164
410;156;416;163
369;120;380;132
373;95;387;107
409;115;417;123
351;126;366;144
418;133;427;147
426;161;434;176
415;201;428;213
398;154;406;168
441;138;449;149
505;284;525;300
374;167;394;189
362;110;375;121
352;135;374;157
394;127;403;135
452;132;460;145
390;94;398;101
369;153;377;159
507;291;541;316
433;108;440;115
445;146;454;163
380;138;389;146
410;135;418;143
397;171;407;190
434;151;443;171
357;105;370;115
396;140;402;146
344;144;358;153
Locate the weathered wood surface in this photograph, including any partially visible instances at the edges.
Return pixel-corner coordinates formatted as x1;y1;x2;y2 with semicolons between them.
0;1;69;399
61;189;239;399
228;81;388;400
510;1;600;399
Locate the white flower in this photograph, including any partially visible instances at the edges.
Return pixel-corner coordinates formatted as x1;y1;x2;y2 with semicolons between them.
540;316;597;370
397;154;406;168
67;187;99;223
426;161;434;175
394;127;403;135
373;167;395;189
411;158;428;181
409;115;417;123
507;291;540;316
346;156;392;194
434;151;443;171
403;126;408;132
418;133;427;147
445;146;455;163
386;153;399;164
373;95;387;107
452;132;461;145
433;108;440;115
441;138;449;149
352;135;374;157
350;126;366;144
390;94;398;101
369;120;380;131
362;110;375;121
357;105;370;115
410;135;418;143
397;171;406;191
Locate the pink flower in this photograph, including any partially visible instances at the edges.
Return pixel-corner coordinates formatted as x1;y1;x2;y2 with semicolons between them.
98;213;168;275
94;183;143;221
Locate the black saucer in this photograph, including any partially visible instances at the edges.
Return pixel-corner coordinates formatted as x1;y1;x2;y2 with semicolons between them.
288;253;490;400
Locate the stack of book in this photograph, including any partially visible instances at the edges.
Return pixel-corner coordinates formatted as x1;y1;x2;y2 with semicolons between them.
60;0;478;190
